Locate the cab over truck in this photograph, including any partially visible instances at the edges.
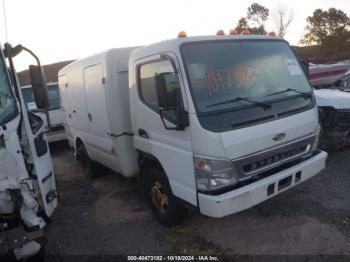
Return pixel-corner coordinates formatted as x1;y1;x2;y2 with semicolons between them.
0;43;57;260
59;34;327;226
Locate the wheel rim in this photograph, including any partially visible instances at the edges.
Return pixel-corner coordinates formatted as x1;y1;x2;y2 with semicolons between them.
151;181;169;214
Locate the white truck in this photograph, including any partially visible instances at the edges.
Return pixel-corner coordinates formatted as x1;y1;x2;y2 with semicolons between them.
59;34;327;226
21;82;66;143
0;43;57;259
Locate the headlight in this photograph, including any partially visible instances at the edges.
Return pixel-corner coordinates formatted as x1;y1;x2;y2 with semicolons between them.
194;156;238;192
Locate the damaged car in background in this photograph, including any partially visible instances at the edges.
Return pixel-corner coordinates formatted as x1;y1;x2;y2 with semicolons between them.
0;43;57;261
310;61;350;149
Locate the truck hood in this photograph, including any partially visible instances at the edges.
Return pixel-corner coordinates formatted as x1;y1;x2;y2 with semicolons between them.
220;108;318;160
314;89;350;110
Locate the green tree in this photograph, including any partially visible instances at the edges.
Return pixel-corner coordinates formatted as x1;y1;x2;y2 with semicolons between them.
302;8;350;46
235;17;249;33
247;3;269;34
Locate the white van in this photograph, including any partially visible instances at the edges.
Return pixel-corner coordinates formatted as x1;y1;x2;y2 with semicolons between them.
21;82;66;142
59;35;327;226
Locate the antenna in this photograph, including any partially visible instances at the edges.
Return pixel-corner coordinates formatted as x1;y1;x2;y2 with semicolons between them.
2;0;8;42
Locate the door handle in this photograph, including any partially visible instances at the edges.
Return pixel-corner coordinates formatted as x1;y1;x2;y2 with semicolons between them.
138;129;149;139
72;110;76;113
88;113;92;122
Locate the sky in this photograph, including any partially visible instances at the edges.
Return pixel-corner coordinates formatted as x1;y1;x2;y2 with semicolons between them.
0;0;349;71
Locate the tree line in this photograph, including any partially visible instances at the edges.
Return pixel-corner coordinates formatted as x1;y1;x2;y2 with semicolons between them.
233;2;350;51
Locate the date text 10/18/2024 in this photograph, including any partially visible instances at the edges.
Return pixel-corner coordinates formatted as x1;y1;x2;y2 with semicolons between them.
128;256;220;261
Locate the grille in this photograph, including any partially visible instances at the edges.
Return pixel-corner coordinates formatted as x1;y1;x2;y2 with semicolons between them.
233;134;315;180
243;145;307;173
333;110;350;130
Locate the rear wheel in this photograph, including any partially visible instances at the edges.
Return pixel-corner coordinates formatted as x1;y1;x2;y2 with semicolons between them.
146;167;187;226
77;143;99;179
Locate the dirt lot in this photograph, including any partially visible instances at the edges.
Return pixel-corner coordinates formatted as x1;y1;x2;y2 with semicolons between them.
45;142;350;260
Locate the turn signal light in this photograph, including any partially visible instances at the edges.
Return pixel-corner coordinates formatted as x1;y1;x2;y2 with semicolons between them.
178;31;187;38
216;29;225;35
267;31;277;36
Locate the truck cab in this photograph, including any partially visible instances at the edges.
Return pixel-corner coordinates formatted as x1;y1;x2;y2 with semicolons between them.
128;35;327;223
60;34;327;226
0;43;57;259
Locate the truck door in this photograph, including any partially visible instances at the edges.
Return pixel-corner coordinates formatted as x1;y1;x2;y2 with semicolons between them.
20;100;58;217
83;64;113;155
133;54;197;206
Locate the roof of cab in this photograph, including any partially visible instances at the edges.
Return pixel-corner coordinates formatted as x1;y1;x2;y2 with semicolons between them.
130;34;284;60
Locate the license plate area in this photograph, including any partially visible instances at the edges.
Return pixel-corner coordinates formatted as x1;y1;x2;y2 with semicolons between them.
278;175;293;191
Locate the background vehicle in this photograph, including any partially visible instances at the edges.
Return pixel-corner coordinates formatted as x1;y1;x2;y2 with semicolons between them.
0;43;57;260
309;62;350;87
21;82;66;143
59;34;327;226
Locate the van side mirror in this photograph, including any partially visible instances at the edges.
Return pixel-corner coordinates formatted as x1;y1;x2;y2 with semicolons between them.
29;65;49;109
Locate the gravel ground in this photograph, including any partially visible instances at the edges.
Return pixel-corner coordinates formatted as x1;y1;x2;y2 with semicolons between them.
45;142;350;260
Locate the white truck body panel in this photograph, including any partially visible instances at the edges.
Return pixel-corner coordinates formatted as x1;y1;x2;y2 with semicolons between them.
59;47;139;177
60;35;327;217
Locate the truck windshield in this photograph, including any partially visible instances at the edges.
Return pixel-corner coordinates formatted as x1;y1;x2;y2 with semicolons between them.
181;40;312;114
22;84;60;111
0;53;17;125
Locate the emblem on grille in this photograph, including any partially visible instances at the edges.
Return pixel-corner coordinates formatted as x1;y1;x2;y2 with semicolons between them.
273;133;286;141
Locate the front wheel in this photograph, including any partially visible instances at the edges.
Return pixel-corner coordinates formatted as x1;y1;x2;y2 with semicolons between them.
146;168;187;226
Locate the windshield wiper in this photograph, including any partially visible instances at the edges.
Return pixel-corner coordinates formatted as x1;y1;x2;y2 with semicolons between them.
207;97;271;109
266;88;312;99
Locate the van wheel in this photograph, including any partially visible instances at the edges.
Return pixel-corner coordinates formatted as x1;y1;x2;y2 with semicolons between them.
77;143;98;179
146;168;187;226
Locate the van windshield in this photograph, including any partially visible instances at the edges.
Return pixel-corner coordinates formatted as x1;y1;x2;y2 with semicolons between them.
22;84;60;111
181;40;312;114
0;54;17;125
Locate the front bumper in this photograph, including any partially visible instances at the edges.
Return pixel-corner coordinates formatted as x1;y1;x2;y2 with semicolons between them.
198;150;327;218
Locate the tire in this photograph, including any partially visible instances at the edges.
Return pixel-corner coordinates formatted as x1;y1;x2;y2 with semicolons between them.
76;143;99;179
146;167;187;226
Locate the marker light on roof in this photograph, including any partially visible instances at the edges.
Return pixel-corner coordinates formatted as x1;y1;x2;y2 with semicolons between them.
229;29;239;35
216;30;225;35
267;31;277;36
241;29;251;35
178;31;187;38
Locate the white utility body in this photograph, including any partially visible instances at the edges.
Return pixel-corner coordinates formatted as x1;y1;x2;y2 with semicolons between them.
59;35;327;225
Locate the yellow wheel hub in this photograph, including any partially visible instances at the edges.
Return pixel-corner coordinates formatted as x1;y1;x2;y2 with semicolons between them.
151;181;169;214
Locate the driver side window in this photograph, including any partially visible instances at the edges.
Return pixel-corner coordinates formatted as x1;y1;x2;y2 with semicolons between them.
138;59;182;113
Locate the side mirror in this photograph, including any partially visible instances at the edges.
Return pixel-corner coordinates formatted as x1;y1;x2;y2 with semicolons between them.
29;65;49;109
155;73;170;108
155;73;189;130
